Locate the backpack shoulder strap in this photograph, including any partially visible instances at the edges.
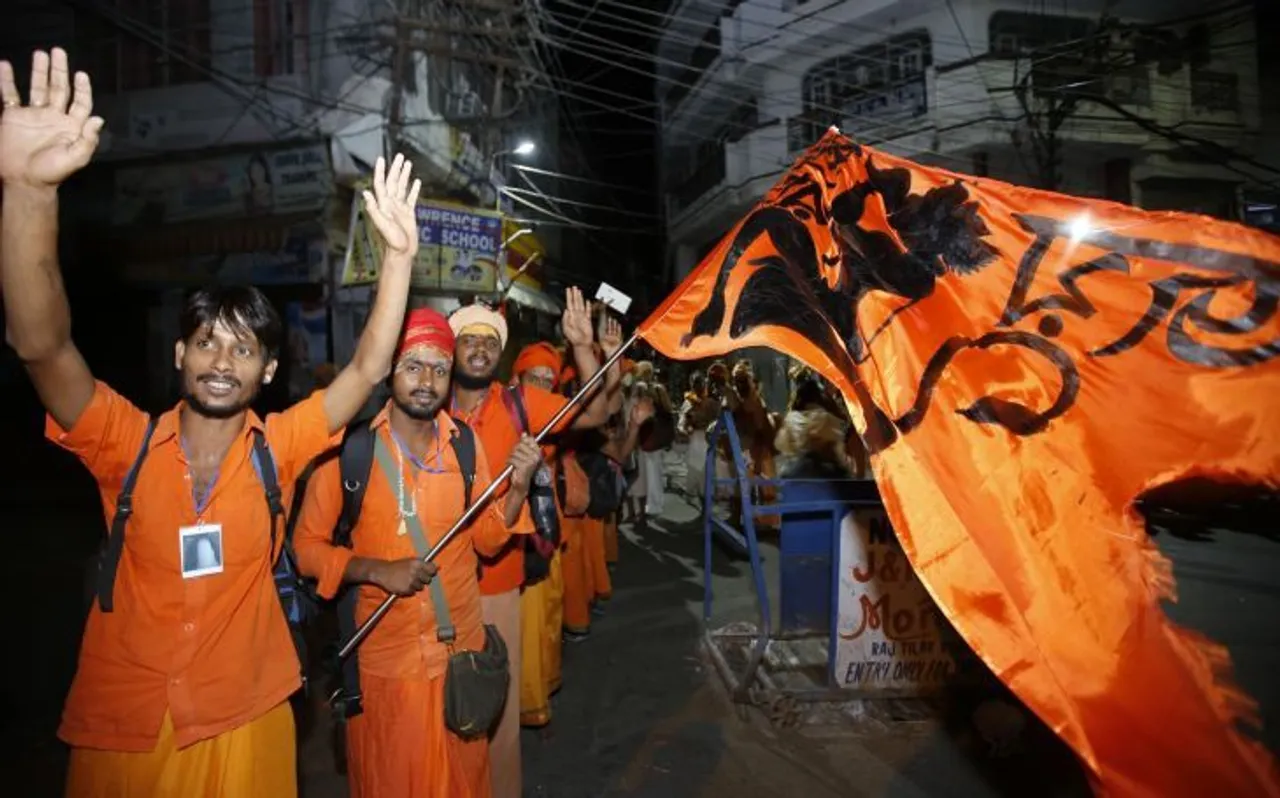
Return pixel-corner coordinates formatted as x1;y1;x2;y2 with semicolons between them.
249;430;284;557
448;419;477;508
99;416;159;613
503;385;530;435
335;421;377;548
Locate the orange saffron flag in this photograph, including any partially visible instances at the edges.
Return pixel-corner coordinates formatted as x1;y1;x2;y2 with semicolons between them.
638;128;1280;797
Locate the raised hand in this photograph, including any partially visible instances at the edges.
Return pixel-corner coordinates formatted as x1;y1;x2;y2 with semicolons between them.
0;48;104;188
363;153;421;258
561;287;594;348
629;396;655;428
598;310;624;358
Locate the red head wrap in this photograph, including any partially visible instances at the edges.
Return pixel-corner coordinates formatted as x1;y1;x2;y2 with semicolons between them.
397;308;454;360
513;341;563;387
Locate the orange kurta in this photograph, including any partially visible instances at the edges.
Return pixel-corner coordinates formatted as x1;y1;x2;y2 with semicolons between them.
47;382;337;765
293;406;519;798
450;383;571;597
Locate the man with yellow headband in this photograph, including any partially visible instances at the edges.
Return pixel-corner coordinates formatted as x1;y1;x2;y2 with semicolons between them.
449;289;622;798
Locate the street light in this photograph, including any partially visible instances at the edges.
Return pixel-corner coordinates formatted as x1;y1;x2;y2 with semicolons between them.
491;139;537;211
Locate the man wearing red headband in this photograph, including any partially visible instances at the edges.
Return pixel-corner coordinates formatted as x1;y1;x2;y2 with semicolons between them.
448;291;623;798
294;308;543;798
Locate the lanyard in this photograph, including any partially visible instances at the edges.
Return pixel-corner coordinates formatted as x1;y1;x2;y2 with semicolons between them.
389;423;446;474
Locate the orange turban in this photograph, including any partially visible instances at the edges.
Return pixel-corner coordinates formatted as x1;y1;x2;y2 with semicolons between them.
513;342;562;386
560;365;577;387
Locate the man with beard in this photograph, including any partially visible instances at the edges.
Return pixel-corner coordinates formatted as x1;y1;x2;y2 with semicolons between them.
0;48;420;797
448;292;621;798
293;308;542;798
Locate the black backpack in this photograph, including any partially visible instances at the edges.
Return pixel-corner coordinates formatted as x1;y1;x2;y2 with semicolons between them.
503;386;561;585
574;450;626;519
327;418;477;719
99;419;315;690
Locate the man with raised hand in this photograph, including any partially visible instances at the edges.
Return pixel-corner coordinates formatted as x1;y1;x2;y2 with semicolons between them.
447;291;622;798
0;47;420;797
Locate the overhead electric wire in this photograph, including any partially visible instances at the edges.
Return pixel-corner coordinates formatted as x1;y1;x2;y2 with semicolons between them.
542;0;1272;184
513;163;656;196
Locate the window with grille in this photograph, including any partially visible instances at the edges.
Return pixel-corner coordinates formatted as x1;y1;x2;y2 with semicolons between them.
78;0;213;93
254;0;309;78
988;11;1093;59
798;30;931;143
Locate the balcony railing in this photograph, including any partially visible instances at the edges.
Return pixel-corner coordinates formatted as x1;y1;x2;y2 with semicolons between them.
663;22;724;118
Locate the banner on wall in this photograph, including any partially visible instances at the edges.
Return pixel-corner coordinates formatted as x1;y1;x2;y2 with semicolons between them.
114;145;332;226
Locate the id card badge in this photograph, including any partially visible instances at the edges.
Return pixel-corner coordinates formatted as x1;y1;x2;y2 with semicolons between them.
180;523;225;579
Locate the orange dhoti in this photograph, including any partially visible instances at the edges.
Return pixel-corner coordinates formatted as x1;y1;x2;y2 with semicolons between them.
65;702;296;798
561;517;592;634
519;553;563;727
582;517;612;602
346;672;490;798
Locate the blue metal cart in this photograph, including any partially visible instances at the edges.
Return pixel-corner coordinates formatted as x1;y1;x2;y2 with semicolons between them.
700;411;883;725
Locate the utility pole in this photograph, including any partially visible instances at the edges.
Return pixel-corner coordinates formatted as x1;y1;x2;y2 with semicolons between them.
388;12;411;159
1012;15;1116;191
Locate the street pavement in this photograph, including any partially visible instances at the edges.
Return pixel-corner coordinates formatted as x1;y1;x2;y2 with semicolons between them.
4;442;1277;797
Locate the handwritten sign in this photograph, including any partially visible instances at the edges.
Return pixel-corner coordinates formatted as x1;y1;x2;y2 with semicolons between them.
834;508;958;693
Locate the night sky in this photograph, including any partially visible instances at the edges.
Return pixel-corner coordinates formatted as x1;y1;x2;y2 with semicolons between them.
544;1;667;309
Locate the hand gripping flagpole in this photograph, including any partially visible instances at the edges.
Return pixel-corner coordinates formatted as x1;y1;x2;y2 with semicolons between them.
337;332;640;660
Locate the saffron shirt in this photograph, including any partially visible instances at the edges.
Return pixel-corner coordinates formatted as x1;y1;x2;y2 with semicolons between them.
293;405;527;678
450;383;570;596
46;382;341;752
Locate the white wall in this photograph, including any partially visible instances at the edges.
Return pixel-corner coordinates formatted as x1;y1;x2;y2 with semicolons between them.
664;0;1267;242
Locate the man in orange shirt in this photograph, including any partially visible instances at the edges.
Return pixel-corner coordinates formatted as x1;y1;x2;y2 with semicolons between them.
293;308;541;798
448;294;621;798
0;49;421;797
510;341;567;729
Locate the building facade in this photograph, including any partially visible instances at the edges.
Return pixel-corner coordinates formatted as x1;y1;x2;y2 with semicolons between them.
1;0;561;409
656;0;1273;406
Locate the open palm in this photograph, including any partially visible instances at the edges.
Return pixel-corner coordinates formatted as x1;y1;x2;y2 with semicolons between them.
363;153;421;258
561;287;594;347
0;49;104;188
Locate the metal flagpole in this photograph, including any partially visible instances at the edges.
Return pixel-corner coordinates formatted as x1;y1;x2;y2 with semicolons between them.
337;331;640;660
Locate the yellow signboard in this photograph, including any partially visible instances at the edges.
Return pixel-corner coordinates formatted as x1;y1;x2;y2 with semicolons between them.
340;190;502;293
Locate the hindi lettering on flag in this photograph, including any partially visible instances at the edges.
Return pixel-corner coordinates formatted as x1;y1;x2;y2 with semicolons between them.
638;127;1280;797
